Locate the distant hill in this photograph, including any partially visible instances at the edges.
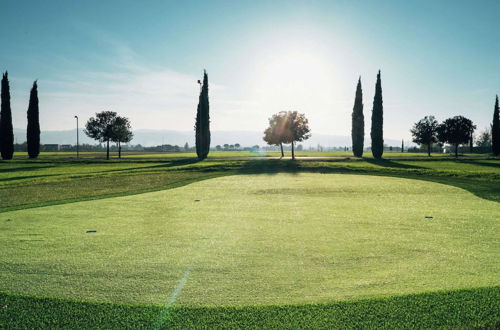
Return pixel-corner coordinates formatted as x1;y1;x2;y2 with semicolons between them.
13;128;403;148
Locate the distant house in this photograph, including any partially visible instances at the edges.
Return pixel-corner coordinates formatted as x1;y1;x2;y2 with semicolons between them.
43;144;60;152
60;144;72;151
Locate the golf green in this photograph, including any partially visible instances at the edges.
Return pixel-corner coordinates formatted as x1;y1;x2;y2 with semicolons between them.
1;173;498;306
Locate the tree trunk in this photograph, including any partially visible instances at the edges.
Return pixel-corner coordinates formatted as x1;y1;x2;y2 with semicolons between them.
118;141;121;159
455;144;458;158
280;143;284;158
106;140;110;160
291;141;295;160
427;143;431;157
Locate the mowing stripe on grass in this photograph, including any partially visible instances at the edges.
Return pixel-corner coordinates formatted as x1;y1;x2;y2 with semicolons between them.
152;267;192;329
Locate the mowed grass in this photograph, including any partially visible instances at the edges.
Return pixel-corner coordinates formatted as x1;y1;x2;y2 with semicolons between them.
1;157;499;212
2;287;499;329
1;174;498;308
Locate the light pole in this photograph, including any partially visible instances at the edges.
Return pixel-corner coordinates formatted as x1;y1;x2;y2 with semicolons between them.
74;115;79;158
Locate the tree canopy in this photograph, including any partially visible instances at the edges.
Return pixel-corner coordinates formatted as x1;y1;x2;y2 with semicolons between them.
263;112;288;157
410;115;439;156
84;111;118;160
111;116;133;158
263;110;311;159
437;116;476;157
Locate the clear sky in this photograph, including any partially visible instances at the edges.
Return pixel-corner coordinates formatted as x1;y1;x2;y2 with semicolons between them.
1;0;499;142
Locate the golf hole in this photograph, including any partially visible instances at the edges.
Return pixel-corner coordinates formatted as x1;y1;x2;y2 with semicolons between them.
86;230;97;234
424;216;433;220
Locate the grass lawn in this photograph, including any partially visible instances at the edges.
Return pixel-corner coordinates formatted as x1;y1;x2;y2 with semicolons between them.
1;156;499;328
1;173;499;304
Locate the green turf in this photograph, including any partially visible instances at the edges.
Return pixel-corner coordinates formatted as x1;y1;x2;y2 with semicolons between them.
1;287;499;329
1;156;499;327
1;173;498;307
1;157;499;211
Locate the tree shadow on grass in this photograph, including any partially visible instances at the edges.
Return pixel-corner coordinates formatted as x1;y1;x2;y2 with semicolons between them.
235;160;500;203
458;159;500;170
0;165;56;173
0;173;63;183
93;158;201;174
238;159;301;175
364;159;426;169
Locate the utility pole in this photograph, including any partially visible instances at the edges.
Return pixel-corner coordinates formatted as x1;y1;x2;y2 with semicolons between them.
74;115;79;158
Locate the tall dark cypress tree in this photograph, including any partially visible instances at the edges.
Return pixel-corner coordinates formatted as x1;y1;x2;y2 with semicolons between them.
195;70;210;160
27;80;40;159
492;95;500;156
351;77;364;157
371;70;384;159
0;71;14;160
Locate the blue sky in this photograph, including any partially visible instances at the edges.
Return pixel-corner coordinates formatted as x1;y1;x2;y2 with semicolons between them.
1;0;499;142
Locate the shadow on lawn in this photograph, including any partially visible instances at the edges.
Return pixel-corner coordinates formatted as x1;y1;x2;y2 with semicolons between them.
0;165;56;173
234;159;500;203
458;159;500;170
363;158;425;169
96;158;200;174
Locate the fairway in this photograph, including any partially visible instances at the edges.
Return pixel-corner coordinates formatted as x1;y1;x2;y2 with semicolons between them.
1;173;499;308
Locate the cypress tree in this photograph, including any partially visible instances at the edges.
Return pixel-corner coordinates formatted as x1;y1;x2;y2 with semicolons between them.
371;70;384;159
492;95;500;156
0;71;14;160
27;80;40;159
351;77;364;157
195;70;210;160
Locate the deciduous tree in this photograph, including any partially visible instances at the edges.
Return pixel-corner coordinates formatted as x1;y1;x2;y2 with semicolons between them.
284;111;311;160
263;111;311;159
437;116;476;158
84;111;118;160
111;116;133;159
263;112;287;158
410;115;439;156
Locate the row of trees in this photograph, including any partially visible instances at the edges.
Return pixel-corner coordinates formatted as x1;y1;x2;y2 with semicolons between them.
351;71;384;159
0;72;134;161
0;72;40;159
411;115;475;157
0;69;211;161
411;95;499;157
261;70;384;160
